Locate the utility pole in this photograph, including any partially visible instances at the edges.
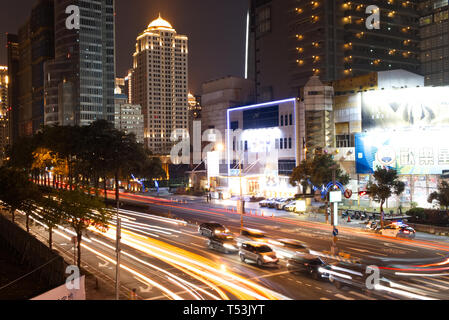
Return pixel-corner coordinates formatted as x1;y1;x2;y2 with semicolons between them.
239;151;244;229
115;211;121;300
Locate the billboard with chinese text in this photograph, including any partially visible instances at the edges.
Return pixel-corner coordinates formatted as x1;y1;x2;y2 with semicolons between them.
355;129;449;175
361;87;449;131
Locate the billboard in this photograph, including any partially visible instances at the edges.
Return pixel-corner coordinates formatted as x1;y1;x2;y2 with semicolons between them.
355;129;449;175
361;87;449;130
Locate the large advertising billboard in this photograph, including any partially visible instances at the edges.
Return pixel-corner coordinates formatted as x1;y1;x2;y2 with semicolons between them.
355;129;449;175
361;87;449;130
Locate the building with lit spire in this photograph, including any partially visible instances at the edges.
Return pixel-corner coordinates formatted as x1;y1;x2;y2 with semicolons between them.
130;14;189;154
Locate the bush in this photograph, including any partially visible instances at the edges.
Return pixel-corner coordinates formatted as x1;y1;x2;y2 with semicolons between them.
407;207;426;222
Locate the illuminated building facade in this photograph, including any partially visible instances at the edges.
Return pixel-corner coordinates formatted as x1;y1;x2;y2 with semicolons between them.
44;0;116;127
114;93;144;144
0;67;9;163
418;0;449;86
223;98;306;198
131;15;189;155
248;0;421;102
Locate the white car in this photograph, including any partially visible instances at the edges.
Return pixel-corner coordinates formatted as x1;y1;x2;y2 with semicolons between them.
380;223;416;239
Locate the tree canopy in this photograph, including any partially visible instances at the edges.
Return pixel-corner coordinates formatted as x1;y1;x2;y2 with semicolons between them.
290;154;350;194
428;181;449;214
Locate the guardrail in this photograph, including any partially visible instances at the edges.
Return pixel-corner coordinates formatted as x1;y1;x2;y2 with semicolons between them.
407;223;449;236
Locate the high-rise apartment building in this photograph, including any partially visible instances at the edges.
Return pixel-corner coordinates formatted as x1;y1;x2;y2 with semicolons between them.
0;66;9;163
418;0;449;86
130;15;189;155
44;0;116;126
248;0;421;102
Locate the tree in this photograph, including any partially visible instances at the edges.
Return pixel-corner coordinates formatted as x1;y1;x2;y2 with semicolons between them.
428;181;449;215
57;189;111;267
366;166;405;227
290;154;350;193
0;167;39;224
36;194;65;249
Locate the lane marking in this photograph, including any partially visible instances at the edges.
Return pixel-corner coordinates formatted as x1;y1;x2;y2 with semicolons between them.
335;293;355;300
348;290;376;300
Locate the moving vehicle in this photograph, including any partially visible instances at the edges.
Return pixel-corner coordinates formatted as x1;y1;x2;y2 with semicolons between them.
286;254;331;280
198;223;230;238
239;242;279;266
236;227;268;246
379;223;416;239
270;239;309;259
328;263;373;294
207;234;239;254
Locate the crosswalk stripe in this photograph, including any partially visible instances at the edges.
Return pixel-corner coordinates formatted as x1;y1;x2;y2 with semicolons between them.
348;290;376;300
335;293;355;300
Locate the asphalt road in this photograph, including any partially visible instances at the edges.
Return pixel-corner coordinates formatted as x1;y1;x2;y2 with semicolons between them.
7;190;449;300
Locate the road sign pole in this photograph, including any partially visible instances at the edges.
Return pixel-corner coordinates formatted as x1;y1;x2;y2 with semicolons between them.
115;216;121;300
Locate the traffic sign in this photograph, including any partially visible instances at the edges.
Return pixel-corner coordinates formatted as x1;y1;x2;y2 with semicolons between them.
344;189;352;199
333;228;339;237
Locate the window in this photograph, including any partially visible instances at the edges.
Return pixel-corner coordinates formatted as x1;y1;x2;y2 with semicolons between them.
284;138;288;149
289;138;292;149
280;115;284;126
289;114;293;126
242;105;279;129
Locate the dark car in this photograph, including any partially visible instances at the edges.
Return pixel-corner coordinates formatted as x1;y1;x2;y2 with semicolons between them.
259;198;274;207
328;263;373;295
287;254;331;280
198;223;229;238
207;234;239;254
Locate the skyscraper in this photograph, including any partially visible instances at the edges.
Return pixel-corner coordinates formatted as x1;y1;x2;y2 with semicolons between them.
44;0;116;126
418;0;449;86
248;0;421;102
0;66;9;163
6;34;19;145
130;15;189;155
11;0;55;137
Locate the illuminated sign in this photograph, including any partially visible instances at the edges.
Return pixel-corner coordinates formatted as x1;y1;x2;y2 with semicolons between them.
361;87;449;131
355;129;449;175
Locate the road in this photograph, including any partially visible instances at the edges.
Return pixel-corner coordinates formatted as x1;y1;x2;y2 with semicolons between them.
8;190;449;300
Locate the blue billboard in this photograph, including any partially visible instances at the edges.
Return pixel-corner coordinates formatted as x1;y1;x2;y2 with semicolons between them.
355;129;449;175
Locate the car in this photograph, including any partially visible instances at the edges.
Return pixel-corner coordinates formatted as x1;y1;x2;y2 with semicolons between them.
275;198;293;210
239;242;279;266
328;263;374;294
283;201;297;212
207;234;239;254
287;254;331;280
259;198;274;207
236;227;268;246
198;223;230;238
379;223;416;239
270;239;309;259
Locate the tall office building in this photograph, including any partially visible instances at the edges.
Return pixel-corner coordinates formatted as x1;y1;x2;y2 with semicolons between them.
0;66;9;163
248;0;421;102
6;34;19;145
11;0;55;137
44;0;116;126
418;0;449;86
131;15;189;155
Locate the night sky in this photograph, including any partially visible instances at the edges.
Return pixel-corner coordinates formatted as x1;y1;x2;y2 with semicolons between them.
0;0;249;94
